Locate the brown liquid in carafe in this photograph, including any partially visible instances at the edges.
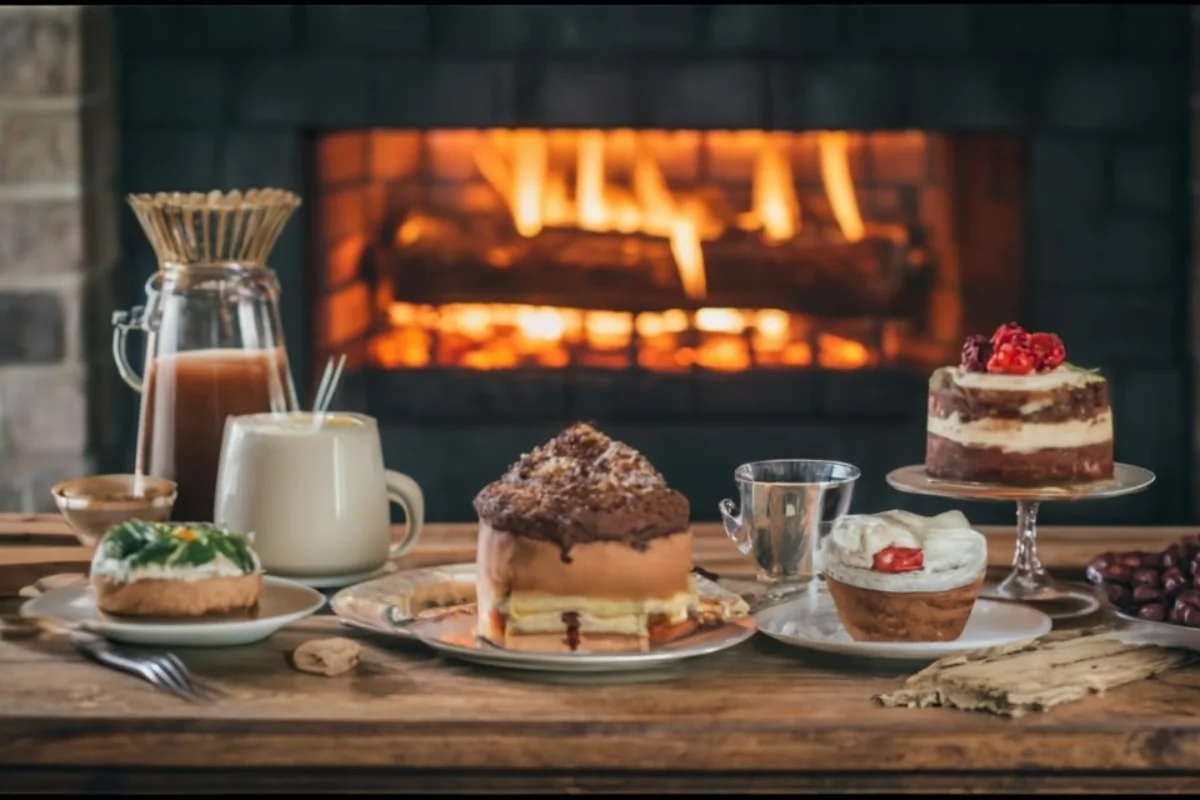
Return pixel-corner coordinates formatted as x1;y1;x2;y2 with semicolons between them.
136;348;291;522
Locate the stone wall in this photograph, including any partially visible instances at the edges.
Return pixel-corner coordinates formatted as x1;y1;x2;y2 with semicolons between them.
0;6;117;511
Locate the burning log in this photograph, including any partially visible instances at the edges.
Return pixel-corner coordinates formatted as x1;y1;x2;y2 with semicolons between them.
385;225;909;318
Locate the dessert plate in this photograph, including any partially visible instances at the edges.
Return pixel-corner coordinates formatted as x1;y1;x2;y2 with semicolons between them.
331;563;478;638
755;591;1052;661
21;576;327;648
331;563;757;672
408;612;756;673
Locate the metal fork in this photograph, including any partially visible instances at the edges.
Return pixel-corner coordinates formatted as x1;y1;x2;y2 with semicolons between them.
67;630;225;704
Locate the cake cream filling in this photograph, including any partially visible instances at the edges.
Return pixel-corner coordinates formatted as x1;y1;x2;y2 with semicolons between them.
928;411;1112;453
821;510;987;594
944;365;1099;391
92;552;257;584
495;587;695;636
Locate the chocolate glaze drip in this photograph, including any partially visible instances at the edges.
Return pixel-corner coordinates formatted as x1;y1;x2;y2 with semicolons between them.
562;611;581;651
473;423;690;559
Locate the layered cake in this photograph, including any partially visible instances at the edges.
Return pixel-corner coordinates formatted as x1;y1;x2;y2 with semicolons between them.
821;510;987;642
472;423;699;653
91;520;262;617
925;322;1114;485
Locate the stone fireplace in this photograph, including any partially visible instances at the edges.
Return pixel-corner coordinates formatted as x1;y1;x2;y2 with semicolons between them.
3;5;1188;526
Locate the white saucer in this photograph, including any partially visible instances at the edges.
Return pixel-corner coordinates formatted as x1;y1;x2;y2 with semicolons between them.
20;576;327;648
409;611;757;673
755;591;1052;661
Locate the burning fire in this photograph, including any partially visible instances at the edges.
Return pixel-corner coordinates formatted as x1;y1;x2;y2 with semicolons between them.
369;129;885;372
474;129;865;301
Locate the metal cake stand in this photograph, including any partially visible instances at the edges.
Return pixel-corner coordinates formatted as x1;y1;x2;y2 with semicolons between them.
886;464;1156;619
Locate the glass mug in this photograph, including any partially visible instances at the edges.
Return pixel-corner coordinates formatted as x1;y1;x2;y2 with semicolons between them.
214;411;424;587
719;459;861;597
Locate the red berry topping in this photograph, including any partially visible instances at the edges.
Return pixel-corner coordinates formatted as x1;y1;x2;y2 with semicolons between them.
986;342;1036;375
1028;332;1066;372
990;321;1031;351
959;334;991;372
873;546;924;573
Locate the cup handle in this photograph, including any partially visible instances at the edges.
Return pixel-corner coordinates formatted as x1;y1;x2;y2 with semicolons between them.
718;498;753;555
385;470;425;559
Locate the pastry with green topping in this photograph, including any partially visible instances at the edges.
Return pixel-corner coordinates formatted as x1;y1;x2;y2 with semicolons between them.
91;520;263;617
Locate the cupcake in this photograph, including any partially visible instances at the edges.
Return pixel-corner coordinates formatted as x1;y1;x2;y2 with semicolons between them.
820;510;987;642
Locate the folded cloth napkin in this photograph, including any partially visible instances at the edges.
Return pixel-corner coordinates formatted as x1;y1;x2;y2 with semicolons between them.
875;626;1195;717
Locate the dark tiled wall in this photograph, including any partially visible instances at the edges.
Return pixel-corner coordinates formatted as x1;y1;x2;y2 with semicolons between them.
113;5;1193;524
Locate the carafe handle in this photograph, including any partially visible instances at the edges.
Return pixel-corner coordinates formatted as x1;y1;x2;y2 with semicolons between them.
111;307;146;393
719;497;752;555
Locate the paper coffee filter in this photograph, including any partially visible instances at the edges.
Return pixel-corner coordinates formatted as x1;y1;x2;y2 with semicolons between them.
128;188;302;269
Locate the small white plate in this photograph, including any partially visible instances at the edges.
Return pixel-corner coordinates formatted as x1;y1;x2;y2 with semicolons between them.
409;612;757;673
21;576;327;648
755;590;1052;661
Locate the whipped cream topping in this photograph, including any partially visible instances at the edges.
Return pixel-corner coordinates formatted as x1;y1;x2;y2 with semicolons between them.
944;365;1100;392
821;510;987;593
91;552;257;584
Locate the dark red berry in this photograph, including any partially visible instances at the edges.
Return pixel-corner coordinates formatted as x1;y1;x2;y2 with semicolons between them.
959;334;991;372
1132;568;1160;587
1138;604;1167;622
1133;585;1163;604
1101;564;1132;584
1105;583;1132;608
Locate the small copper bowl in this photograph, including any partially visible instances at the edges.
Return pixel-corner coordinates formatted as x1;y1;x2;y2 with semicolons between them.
50;474;177;546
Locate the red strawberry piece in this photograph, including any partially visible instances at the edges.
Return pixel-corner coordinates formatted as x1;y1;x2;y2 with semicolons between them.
986;342;1035;375
1028;332;1066;372
990;321;1030;351
872;546;924;573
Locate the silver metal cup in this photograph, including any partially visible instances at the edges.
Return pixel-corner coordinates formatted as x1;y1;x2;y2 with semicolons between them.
719;459;861;594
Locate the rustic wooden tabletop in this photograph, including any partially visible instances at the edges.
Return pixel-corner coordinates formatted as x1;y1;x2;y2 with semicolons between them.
2;515;1199;793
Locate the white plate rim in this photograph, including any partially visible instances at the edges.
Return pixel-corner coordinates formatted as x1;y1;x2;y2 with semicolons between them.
754;598;1053;660
20;574;327;634
413;616;758;672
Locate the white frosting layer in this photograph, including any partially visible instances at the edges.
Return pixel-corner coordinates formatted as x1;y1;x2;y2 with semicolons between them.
91;551;256;584
928;412;1112;453
944;365;1097;392
821;510;987;593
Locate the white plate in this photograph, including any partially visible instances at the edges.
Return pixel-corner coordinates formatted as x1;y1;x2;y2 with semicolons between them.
330;563;478;638
1111;609;1200;651
755;590;1052;661
21;576;327;648
331;563;756;672
409;612;757;673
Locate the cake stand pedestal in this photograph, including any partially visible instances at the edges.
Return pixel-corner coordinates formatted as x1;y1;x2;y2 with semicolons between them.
885;464;1156;620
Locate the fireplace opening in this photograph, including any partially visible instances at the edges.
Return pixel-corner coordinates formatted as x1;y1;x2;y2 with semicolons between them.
311;129;1025;417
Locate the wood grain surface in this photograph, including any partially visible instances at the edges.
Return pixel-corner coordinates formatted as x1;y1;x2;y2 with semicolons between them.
2;514;1200;793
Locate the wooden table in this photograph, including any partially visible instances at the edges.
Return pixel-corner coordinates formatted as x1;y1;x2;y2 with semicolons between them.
2;515;1200;793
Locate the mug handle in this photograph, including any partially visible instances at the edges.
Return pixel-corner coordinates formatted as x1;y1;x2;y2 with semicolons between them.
385;470;425;559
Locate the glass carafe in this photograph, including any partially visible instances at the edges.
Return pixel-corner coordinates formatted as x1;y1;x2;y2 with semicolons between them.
113;189;302;522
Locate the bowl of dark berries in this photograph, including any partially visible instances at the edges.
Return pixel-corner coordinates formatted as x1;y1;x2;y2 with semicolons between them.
1087;535;1200;646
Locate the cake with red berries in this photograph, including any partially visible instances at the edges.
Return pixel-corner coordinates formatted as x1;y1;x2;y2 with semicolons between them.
925;322;1114;486
820;510;988;642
